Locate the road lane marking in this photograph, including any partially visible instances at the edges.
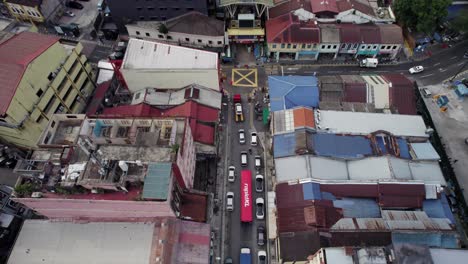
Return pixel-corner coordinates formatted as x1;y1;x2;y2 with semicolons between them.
458;62;465;66
328;70;342;73
421;73;434;78
450;56;457;60
439;68;447;72
375;70;389;73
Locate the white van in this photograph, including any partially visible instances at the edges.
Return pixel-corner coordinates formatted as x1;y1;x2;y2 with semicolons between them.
251;132;257;146
255;155;261;169
241;151;248;167
226;192;234;211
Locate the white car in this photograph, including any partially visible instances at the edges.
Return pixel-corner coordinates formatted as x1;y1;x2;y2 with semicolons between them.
238;129;245;144
255;155;262;169
409;65;424;74
64;10;75;17
256;197;264;220
255;175;264;192
240;151;248;167
226;192;234;211
258;250;267;264
228;166;235;182
251;132;258;146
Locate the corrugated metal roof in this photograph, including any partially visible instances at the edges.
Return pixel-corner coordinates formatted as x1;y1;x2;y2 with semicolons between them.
269;76;319;111
316;110;428;137
122;38;218;70
423;196;456;224
272;107;315;135
392;232;459;248
311;0;339;14
410;143;441;160
319;24;341;43
266;13;320;43
269;0;312;18
382;74;417;115
143;162;172;200
302;182;322;200
339;24;361;43
312;133;373;159
333;198;381;218
359;25;381;44
378;24;404;44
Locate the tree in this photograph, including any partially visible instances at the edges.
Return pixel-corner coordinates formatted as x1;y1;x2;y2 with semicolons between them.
158;24;169;34
393;0;452;33
452;10;468;32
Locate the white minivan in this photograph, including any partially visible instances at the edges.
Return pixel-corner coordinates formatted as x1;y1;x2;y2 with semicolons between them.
251;132;258;146
255;155;262;169
228;166;235;182
226;192;234;211
241;151;248;167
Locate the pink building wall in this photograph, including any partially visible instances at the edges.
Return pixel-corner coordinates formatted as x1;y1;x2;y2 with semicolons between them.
177;119;196;189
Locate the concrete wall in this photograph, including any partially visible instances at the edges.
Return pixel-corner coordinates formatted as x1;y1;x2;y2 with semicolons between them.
5;2;44;22
0;42;95;149
176;120;196;189
126;24;224;49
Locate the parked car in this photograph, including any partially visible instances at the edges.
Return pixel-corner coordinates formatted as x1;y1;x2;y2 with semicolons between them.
409;65;424;74
224;257;233;264
258;250;267;264
78;0;90;1
64;10;75;17
421;87;432;98
464;50;468;59
255;175;264;192
226;192;234;211
66;1;84;9
257;226;265;246
256;197;264;220
228;166;235;183
238;129;245;144
251;132;257;146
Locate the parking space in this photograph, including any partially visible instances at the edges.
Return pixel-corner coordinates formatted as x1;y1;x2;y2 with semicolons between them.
59;0;100;28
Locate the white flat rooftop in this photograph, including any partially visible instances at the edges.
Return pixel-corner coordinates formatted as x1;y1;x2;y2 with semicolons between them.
8;221;154;264
122;38;218;70
316;110;429;138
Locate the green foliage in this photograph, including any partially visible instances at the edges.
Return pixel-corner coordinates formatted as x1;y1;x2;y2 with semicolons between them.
393;0;452;33
158;24;169;34
171;143;180;153
14;183;37;198
452;10;468;32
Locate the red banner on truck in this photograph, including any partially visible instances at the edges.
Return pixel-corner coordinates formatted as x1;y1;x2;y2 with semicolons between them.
240;170;253;223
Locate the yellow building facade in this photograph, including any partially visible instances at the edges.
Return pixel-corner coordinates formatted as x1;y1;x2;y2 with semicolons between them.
3;0;44;23
0;32;96;149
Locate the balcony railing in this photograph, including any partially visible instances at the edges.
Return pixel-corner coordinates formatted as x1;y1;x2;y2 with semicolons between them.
219;0;274;7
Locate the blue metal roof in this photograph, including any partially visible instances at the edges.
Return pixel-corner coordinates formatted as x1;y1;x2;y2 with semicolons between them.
397;138;411;159
392;232;459;248
411;142;440;160
273;133;297;158
302;182;322;200
423;196;455;224
333;198;381;218
268;76;319;112
312;133;373;159
142;162;172;200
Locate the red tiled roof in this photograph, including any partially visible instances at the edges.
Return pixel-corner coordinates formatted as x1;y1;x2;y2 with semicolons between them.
269;0;312;19
339;24;361;43
359;24;381;44
0;32;59;115
378;24;404;44
311;0;339;14
336;0;375;16
266;13;320;43
382;74;417;115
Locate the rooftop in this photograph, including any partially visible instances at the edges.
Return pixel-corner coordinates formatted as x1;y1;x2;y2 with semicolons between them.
266;13;320;44
8;218;211;264
315;110;429;138
272;107;315;135
0;32;59;115
122;38;218;70
133;84;222;110
135;11;224;37
319;24;341;43
311;0;339;14
274;155;446;185
268;0;312;19
268;76;319;112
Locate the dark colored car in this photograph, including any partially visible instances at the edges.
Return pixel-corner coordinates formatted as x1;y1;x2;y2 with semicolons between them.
257;226;265;246
464;51;468;59
224;257;233;264
78;0;90;1
66;1;84;9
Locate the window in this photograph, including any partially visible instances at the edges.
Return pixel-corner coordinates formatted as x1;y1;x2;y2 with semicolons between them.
117;127;129;137
373;45;377;49
145;32;150;37
354;43;358;48
197;39;202;43
287;44;291;48
272;44;277;48
185;37;190;41
161;16;166;20
367;45;371;49
158;34;164;38
217;41;222;45
301;44;305;48
173;7;180;10
36;89;43;97
393;45;397;49
164;127;172;139
148;7;154;10
36;115;43;123
160;7;167;11
307;44;312;48
63;87;72;102
167;35;172;40
333;45;337;49
381;45;386;49
208;40;212;44
137;7;142;10
139;16;145;20
313;44;317;48
281;44;285;48
150;16;158;20
43;96;57;114
136;31;141;35
321;45;325;49
292;44;297;49
187;7;194;11
341;43;346;48
70;95;79;110
51;121;56;128
327;45;331;49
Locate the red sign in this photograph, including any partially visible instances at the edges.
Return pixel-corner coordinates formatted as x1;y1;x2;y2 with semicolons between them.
240;170;253;222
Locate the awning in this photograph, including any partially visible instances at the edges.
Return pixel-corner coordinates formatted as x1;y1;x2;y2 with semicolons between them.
263;107;270;125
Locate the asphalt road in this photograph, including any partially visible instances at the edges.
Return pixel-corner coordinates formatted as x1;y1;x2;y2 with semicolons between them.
224;87;267;264
278;41;468;85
